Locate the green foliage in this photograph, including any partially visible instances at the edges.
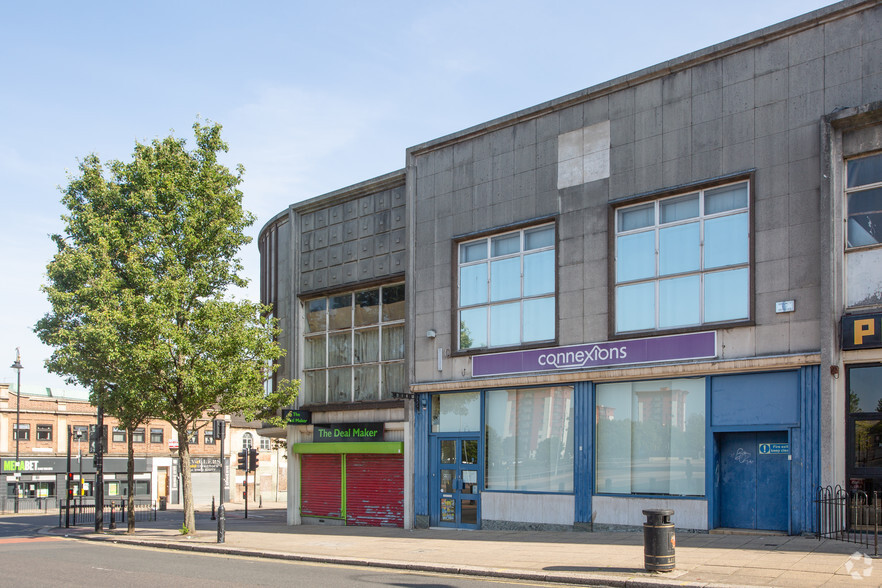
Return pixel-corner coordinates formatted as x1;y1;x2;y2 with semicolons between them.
36;122;298;533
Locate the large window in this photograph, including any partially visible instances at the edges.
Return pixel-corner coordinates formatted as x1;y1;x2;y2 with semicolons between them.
36;424;52;441
846;152;882;248
132;428;145;443
150;428;164;444
614;181;749;333
457;224;555;350
595;378;705;496
112;428;126;443
13;423;30;441
846;364;882;494
485;386;574;493
302;283;405;405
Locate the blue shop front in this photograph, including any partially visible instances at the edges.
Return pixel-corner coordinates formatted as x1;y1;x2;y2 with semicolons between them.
413;332;820;533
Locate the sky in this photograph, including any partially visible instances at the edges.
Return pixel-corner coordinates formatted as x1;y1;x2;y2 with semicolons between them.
0;0;837;394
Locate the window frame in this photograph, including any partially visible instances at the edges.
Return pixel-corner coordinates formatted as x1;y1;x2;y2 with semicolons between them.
452;218;558;355
260;437;271;451
36;424;52;442
131;428;145;444
845;151;882;251
242;432;253;451
609;174;754;338
301;282;406;406
112;427;126;443
204;430;216;445
149;428;164;444
13;423;30;441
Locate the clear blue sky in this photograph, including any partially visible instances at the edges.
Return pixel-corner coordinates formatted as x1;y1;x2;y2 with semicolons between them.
0;0;835;393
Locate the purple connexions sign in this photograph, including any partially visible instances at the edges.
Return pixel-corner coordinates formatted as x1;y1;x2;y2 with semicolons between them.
472;331;717;377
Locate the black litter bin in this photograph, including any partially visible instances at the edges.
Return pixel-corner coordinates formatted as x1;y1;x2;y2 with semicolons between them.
159;496;167;511
642;509;675;572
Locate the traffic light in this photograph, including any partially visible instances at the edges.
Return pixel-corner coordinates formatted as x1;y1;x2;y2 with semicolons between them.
237;449;247;471
248;448;259;472
67;473;74;499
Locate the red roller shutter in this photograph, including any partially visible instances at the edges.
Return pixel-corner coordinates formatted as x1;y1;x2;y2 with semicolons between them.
301;454;342;518
346;454;403;527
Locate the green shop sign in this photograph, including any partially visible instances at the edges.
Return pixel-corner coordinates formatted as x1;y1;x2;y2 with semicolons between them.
314;423;384;443
281;409;311;425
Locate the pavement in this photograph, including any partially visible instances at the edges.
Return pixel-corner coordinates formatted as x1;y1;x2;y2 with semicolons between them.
41;502;880;587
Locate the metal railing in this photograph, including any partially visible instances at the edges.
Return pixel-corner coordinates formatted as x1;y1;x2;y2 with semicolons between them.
0;496;56;514
816;485;879;556
58;499;157;528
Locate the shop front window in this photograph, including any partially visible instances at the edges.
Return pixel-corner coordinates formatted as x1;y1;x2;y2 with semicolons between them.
431;392;480;433
847;364;882;493
484;386;574;493
596;378;706;496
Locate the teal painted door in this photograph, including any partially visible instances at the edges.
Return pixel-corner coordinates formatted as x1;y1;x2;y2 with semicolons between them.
432;437;480;529
719;431;789;531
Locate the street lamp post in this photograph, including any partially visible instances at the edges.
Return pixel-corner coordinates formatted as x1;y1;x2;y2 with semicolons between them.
10;348;23;514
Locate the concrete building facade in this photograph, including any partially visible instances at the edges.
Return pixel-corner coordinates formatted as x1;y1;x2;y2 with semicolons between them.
262;0;882;533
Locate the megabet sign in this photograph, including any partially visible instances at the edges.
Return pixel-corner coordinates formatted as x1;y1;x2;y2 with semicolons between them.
2;459;53;472
472;331;717;377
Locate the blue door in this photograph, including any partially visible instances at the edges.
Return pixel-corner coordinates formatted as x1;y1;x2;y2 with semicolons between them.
431;437;480;529
719;431;789;531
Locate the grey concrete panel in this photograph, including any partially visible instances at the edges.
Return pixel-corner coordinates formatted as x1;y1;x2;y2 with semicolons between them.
663;127;691;162
313;247;328;270
357;258;373;281
514;170;537;201
314;208;328;229
536;112;561;141
328;222;342;246
300;251;312;272
343;199;358;221
343;241;357;263
515;143;537;173
754;101;789;138
390;206;406;230
416;174;434;199
663;154;692;188
559;259;585;292
755;194;790;233
390;251;405;275
473;181;492;210
826;82;864;114
328;244;343;266
788;90;825;128
789;221;821;265
453;163;474;191
491;126;515;157
722;49;755;85
692;119;723;153
722;79;755;115
492;151;515;180
692;89;723;125
300;272;313;292
358;215;375;239
663;98;691;132
558;105;584;134
375;210;390;233
788;157;821;193
755;70;788;108
789;58;825;98
756;258;790;295
755;227;789;263
374;232;390;256
635;163;663;194
610;141;635;173
826;11;863;54
329;204;344;225
866;37;882;75
634;78;663;113
789;123;820;162
359;194;375;217
474;157;492;184
391;185;405;207
357;237;374;260
610;114;635;148
608;87;635;121
693;59;723;94
721;141;755;176
301;211;314;232
342;262;358;284
721;110;755;146
863;72;882;105
610;170;637;201
313;227;328;249
536;163;556;194
514;119;537;149
313;269;328;290
584;97;610;126
790;252;820;290
691;149;722;181
755;37;789;76
373;254;390;277
789;26;824;67
826;47;863;89
328;265;342;287
634;135;663;170
390;228;405;252
301;231;313;252
663;70;691;103
635;106;662;140
435;146;454;172
343;219;358;242
435;169;454;195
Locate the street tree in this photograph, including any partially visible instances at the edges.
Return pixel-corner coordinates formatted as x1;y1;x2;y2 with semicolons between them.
37;122;297;533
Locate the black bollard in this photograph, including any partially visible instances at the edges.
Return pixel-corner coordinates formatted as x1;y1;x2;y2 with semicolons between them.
211;496;216;520
109;501;116;530
217;504;226;543
643;509;675;572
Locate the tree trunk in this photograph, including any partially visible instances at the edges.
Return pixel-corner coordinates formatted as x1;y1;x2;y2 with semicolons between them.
126;426;135;533
176;425;195;533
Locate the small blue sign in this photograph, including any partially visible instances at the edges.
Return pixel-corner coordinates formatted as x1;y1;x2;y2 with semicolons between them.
759;442;789;455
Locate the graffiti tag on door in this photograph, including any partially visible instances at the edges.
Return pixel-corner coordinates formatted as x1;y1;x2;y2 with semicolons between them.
733;447;754;465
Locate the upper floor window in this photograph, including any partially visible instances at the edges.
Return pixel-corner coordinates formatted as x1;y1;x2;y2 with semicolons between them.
614;181;750;333
457;224;555;350
242;432;253;451
260;437;271;450
302;283;405;405
204;430;216;445
131;428;145;443
36;424;52;441
13;423;30;441
112;427;126;443
150;428;164;444
846;152;882;249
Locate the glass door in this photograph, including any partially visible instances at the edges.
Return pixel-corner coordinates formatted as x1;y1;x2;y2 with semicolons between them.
436;436;480;529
